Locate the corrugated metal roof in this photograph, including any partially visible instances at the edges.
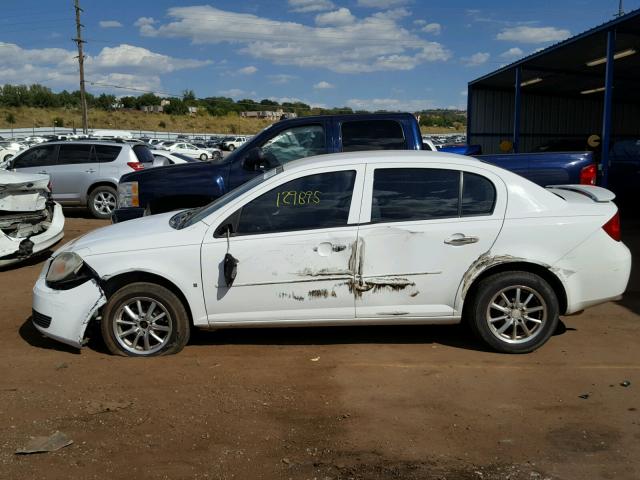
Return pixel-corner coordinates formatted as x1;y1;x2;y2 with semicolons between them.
469;8;640;86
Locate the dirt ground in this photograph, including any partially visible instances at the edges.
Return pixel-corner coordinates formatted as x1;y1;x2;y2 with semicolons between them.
1;214;639;480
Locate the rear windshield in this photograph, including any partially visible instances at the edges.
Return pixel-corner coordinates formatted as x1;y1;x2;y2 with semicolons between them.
133;144;155;164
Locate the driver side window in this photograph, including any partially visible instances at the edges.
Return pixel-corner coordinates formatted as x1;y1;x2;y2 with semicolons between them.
260;124;326;166
234;170;356;235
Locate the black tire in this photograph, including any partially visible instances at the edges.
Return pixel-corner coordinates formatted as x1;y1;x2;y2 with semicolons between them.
468;271;559;354
213;151;222;161
199;153;208;160
228;144;235;151
101;282;190;357
88;185;118;219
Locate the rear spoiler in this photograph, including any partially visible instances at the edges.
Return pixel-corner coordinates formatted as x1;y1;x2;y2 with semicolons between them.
546;184;616;203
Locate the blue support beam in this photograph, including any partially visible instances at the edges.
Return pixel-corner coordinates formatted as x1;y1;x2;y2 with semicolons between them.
601;29;615;188
513;66;522;153
466;86;472;146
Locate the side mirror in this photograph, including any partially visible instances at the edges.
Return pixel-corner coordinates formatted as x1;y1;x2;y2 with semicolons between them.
241;147;267;171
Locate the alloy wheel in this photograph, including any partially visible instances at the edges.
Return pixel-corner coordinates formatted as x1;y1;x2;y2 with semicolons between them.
112;297;173;355
485;285;547;344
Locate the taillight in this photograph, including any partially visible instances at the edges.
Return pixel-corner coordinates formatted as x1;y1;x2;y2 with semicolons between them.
127;162;144;171
580;164;596;185
602;212;621;241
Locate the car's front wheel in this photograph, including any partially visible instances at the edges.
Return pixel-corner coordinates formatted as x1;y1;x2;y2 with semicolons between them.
88;185;118;219
199;153;208;160
228;144;235;151
101;282;190;357
469;271;559;353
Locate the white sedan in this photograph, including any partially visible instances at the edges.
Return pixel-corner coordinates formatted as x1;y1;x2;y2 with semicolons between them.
166;142;216;160
32;151;631;356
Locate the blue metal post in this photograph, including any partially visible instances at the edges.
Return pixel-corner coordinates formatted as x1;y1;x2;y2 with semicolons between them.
466;85;472;146
513;66;522;153
601;30;615;188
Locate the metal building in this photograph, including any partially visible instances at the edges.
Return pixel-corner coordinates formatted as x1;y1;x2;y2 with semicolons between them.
467;9;640;187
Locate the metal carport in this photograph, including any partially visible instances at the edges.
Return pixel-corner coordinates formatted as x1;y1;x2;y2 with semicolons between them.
467;9;640;187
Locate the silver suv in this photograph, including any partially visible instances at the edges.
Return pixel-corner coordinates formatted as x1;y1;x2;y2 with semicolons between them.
10;140;154;219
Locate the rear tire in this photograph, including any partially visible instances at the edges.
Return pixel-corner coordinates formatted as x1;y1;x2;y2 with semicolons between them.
101;282;190;357
88;185;117;219
469;271;559;353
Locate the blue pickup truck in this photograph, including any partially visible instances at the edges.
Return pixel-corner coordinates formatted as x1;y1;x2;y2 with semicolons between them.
114;112;595;222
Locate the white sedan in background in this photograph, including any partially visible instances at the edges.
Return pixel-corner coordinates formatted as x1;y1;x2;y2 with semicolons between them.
32;151;631;356
166;142;217;160
149;150;201;167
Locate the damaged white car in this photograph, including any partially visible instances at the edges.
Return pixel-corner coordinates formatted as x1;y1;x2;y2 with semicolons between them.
32;151;631;356
1;170;64;267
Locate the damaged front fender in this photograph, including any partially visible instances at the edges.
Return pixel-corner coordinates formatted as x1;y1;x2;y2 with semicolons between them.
32;277;106;348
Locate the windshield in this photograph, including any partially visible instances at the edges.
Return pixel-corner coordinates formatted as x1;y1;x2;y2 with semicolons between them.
176;167;283;229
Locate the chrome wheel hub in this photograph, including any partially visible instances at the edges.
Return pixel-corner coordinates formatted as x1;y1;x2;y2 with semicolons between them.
113;297;172;355
486;285;547;344
94;191;117;215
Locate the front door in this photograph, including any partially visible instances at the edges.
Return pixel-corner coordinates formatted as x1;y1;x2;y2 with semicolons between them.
53;143;97;204
200;166;365;325
355;164;506;318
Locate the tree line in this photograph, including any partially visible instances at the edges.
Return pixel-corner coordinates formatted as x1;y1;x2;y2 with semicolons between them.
0;84;466;127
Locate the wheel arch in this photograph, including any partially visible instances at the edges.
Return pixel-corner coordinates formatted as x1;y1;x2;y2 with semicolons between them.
87;181;118;199
461;261;568;317
100;271;194;327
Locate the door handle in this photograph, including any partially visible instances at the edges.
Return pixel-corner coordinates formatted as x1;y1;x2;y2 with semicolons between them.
444;234;479;246
37;170;47;174
85;168;96;173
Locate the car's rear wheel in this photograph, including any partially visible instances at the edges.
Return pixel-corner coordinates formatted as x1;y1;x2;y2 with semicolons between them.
101;282;190;357
199;153;208;160
469;271;559;353
88;185;117;219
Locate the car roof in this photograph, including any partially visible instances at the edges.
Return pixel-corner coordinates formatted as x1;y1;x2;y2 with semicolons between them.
281;150;487;172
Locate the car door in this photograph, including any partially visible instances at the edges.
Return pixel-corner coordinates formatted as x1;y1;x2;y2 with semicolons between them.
11;144;59;182
200;165;365;324
52;143;97;204
354;163;506;318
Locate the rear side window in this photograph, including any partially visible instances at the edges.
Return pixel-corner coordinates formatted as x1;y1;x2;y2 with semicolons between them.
342;120;406;152
12;145;57;168
372;168;459;222
462;172;496;216
57;144;94;165
94;145;122;163
235;171;356;235
133;145;155;164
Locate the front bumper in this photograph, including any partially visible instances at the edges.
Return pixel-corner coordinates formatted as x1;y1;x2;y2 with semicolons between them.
0;203;65;267
32;275;106;349
112;207;145;223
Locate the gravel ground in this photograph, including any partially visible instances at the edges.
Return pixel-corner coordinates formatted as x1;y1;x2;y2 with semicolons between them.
0;213;638;480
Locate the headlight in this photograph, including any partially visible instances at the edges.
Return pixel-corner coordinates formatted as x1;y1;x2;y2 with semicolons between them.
46;252;84;283
118;181;139;208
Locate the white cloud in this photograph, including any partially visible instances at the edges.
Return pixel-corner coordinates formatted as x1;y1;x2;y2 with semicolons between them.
347;97;435;111
288;0;335;13
463;52;490;66
421;22;441;35
140;5;450;74
238;65;257;75
219;88;255;98
0;42;211;94
268;74;297;84
357;0;409;8
134;17;156;27
99;20;123;28
315;8;355;26
500;47;524;59
497;26;570;44
414;19;426;26
314;81;334;89
460;90;468;96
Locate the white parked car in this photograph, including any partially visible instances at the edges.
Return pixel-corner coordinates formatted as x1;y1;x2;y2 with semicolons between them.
1;170;65;267
0;141;26;165
167;142;214;160
221;136;247;151
149;150;201;166
32;151;631;356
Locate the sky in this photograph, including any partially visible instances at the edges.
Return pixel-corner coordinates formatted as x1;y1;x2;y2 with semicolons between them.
1;0;638;111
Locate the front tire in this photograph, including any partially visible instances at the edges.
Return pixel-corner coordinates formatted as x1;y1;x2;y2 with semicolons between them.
101;282;190;357
469;271;559;353
88;185;117;219
199;153;208;160
228;144;235;151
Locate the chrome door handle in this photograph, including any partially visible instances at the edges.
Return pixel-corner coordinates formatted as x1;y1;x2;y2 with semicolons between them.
444;235;479;246
85;168;96;173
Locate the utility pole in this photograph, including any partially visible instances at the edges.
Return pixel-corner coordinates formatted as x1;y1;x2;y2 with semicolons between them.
615;0;625;17
73;0;88;134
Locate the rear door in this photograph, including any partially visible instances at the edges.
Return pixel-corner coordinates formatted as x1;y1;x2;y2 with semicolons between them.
53;144;97;204
355;163;506;318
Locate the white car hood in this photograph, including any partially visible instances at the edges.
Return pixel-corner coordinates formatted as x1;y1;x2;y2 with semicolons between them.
0;170;50;212
64;211;208;257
